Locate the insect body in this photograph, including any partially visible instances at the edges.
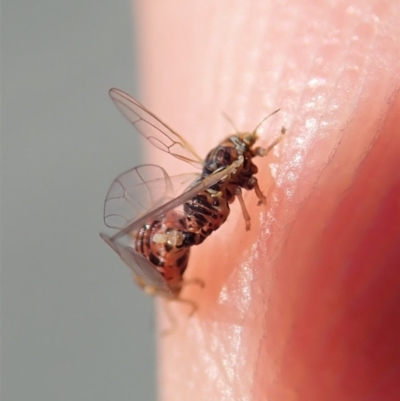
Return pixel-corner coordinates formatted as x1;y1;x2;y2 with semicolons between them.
100;88;283;301
101;157;241;301
181;114;285;246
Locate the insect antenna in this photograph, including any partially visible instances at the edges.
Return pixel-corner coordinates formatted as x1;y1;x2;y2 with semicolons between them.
252;108;281;134
221;112;241;133
222;109;281;135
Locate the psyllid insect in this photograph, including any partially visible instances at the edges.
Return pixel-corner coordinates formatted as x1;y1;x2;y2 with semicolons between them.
100;88;285;305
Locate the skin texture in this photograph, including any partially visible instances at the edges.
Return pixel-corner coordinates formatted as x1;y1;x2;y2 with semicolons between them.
134;1;400;400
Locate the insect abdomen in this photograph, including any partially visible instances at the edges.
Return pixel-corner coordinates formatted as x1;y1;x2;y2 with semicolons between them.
183;191;230;246
133;213;190;287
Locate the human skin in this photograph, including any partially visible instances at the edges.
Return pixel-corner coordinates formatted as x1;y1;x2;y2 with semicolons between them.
134;1;400;400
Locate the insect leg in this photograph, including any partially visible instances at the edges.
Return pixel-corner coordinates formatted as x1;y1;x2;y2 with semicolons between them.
179;298;198;317
162;278;204;333
247;176;267;206
160;299;178;336
254;126;286;157
160;295;199;336
234;187;251;231
181;277;205;289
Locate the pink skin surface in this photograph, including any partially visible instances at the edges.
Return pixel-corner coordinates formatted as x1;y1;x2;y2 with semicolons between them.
134;1;400;400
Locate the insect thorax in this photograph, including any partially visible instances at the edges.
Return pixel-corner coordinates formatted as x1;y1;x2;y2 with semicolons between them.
181;135;261;246
203;135;257;177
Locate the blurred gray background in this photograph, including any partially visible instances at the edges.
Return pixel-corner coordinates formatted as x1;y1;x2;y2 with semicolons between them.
2;1;157;400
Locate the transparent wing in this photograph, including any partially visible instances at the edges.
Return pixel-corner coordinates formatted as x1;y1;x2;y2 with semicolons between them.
109;88;203;168
100;233;174;297
104;164;199;229
111;157;244;241
100;159;243;293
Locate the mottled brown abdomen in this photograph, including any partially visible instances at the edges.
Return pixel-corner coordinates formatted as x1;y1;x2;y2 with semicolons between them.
133;211;190;287
183;189;230;246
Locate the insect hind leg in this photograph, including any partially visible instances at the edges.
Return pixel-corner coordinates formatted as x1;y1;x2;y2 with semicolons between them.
181;277;205;289
161;297;199;336
169;277;205;317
